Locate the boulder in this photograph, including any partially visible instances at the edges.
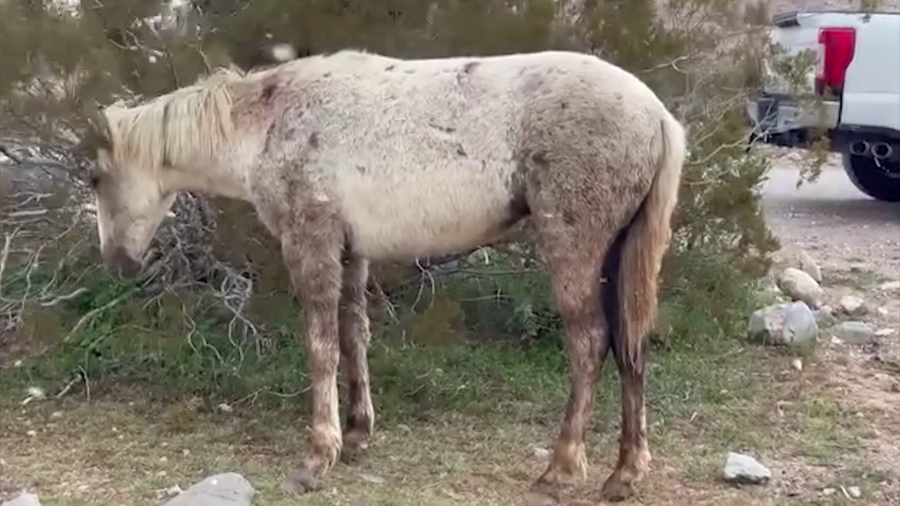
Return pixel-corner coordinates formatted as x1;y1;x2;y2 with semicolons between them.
749;301;818;347
777;268;823;309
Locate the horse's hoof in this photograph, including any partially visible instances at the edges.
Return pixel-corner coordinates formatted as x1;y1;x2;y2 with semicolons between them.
283;469;318;494
340;443;368;464
341;429;370;463
601;474;637;502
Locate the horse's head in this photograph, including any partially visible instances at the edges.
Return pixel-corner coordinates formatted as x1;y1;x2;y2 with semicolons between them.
78;104;177;279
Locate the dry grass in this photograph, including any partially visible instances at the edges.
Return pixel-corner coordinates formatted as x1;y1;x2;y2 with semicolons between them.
2;339;897;506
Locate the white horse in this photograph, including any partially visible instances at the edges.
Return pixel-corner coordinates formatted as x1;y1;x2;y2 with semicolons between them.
81;48;685;502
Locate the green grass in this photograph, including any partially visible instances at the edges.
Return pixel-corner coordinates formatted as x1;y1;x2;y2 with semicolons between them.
1;254;891;505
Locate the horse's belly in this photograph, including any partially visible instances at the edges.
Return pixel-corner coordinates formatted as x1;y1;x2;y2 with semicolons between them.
336;167;516;261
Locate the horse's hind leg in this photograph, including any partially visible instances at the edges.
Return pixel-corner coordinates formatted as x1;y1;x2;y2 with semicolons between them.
602;287;651;501
338;254;374;460
527;205;617;501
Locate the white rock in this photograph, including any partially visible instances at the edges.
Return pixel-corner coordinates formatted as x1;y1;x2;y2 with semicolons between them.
791;358;803;372
777;268;823;309
875;328;896;337
847;485;861;498
723;452;771;485
1;493;41;506
217;403;233;413
839;295;868;317
798;250;822;282
749;302;818;347
532;447;551;460
822;487;836;496
162;473;254;506
878;280;900;292
832;321;876;344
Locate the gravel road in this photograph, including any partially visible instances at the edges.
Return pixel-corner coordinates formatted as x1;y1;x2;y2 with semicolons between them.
762;153;900;280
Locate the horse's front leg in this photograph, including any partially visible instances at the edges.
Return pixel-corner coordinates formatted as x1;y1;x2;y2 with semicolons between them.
339;254;374;460
282;218;345;494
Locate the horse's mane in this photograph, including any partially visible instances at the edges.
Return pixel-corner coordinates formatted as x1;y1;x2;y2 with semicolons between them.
103;67;246;171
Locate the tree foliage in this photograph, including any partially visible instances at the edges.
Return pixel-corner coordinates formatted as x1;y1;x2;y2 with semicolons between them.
1;0;802;345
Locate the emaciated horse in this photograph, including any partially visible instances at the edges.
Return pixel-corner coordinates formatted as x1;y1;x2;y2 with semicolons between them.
79;49;685;502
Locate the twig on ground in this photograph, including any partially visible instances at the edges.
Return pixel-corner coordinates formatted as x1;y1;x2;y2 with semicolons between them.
63;289;135;342
0;230;16;298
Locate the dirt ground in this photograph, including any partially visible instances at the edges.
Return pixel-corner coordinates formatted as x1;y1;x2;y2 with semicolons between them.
760;150;900;505
1;152;899;506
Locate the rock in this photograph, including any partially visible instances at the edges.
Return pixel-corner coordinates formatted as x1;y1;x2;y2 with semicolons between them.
749;302;818;347
164;485;183;498
875;328;896;337
1;493;41;506
163;473;254;506
838;295;868;317
798;251;822;282
723;452;771;485
847;485;861;499
531;446;551;460
878;280;900;292
791;358;803;372
777;268;823;309
813;306;837;328
832;321;876;344
822;487;836;496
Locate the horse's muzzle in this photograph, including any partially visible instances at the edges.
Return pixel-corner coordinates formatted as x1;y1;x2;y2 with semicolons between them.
103;246;142;279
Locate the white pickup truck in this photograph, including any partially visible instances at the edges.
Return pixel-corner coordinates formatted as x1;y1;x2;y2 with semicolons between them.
746;10;900;202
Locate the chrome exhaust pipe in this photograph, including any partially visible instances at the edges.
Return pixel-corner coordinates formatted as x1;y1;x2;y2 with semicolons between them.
849;140;870;156
871;142;894;160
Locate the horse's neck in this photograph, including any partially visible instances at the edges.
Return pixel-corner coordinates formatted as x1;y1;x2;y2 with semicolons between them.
164;162;250;201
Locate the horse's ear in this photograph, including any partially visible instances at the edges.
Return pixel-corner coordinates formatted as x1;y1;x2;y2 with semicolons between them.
73;101;113;162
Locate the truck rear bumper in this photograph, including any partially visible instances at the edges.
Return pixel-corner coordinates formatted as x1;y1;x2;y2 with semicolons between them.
746;95;841;147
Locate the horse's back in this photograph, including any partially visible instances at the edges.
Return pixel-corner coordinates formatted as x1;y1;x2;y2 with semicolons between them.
253;50;672;261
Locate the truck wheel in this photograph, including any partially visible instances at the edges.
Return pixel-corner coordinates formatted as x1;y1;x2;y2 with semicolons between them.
841;152;900;202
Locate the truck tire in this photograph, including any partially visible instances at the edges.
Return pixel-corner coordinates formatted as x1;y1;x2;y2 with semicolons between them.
841;152;900;202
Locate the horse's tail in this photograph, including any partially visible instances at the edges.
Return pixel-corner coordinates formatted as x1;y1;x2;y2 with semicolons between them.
614;112;685;365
